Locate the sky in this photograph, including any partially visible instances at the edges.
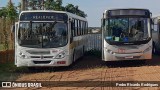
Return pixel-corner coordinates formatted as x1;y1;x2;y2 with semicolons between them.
1;0;160;27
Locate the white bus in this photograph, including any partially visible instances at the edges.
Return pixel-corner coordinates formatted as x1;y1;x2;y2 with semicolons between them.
101;8;152;61
13;10;88;67
152;16;160;54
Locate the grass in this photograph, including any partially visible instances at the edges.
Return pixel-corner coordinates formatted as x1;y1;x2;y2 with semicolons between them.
0;43;14;51
0;62;27;81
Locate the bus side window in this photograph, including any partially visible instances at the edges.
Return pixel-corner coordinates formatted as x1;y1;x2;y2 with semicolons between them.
71;19;75;37
81;21;84;35
70;19;75;43
77;20;80;36
79;20;81;35
75;19;78;36
85;22;88;34
82;21;85;35
79;20;82;36
84;22;86;34
153;19;157;32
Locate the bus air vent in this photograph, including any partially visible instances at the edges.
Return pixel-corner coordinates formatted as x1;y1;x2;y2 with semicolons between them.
27;50;50;54
33;61;51;64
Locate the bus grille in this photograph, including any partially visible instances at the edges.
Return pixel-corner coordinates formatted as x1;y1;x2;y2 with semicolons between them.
116;56;141;59
27;50;50;55
33;61;51;64
31;56;53;58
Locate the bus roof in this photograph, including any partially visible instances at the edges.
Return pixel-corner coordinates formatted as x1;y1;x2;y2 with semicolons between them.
103;8;151;18
19;10;87;21
104;8;150;13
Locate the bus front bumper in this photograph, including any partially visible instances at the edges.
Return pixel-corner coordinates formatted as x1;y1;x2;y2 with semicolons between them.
16;56;71;67
103;50;152;61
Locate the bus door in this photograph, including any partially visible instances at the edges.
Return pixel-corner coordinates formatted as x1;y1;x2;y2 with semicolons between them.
14;22;18;65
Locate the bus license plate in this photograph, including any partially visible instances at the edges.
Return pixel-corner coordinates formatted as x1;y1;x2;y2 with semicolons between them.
125;56;133;59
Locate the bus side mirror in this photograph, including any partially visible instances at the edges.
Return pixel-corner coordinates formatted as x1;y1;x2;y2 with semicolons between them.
150;19;154;24
101;19;105;26
70;37;73;43
11;25;15;33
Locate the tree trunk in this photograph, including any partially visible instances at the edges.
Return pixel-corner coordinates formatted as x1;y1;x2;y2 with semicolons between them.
21;0;26;11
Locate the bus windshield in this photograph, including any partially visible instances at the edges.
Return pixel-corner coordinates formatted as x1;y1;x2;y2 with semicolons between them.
104;18;149;43
18;22;68;48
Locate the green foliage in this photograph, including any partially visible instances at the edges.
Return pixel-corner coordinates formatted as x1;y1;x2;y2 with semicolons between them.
0;44;4;51
65;4;76;14
6;0;18;21
44;0;63;10
65;4;87;17
44;0;87;17
0;7;7;17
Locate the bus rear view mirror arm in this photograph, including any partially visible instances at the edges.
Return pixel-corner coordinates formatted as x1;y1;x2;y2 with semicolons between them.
11;25;15;33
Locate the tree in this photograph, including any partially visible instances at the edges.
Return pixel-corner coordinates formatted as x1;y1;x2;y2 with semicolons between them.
65;4;87;17
17;2;21;13
20;0;87;17
44;0;63;10
44;0;55;10
21;0;26;11
65;4;76;14
6;0;17;22
54;0;63;10
20;0;45;10
0;7;7;17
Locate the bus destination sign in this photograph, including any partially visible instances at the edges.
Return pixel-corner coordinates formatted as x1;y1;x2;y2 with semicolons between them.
107;9;150;17
20;12;68;21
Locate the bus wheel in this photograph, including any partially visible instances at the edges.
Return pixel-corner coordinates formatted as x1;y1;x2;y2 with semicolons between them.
83;46;85;55
82;46;85;57
152;43;157;54
73;50;76;62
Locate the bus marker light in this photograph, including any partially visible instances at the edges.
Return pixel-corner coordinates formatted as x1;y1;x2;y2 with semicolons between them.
52;50;58;53
118;48;125;53
57;61;66;64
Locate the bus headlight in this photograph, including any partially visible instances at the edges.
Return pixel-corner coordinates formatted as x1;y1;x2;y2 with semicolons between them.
19;52;29;59
106;49;113;54
55;51;66;59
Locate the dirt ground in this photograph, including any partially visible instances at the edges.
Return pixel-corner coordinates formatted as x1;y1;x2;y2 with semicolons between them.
1;55;160;90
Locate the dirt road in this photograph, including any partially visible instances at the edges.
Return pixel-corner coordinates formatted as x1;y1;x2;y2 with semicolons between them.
6;55;158;90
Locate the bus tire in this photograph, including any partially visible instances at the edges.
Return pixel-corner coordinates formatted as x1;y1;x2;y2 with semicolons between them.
81;46;85;58
83;46;85;55
73;49;76;62
152;42;157;54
